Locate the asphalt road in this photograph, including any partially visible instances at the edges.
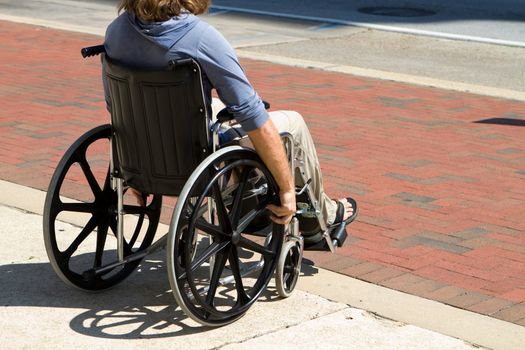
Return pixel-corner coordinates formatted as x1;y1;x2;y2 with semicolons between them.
212;0;525;46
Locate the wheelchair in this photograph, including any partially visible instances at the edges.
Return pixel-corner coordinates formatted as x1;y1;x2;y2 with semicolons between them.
42;45;358;327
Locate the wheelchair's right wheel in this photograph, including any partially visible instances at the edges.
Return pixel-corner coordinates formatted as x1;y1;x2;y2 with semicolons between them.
167;146;284;326
276;240;302;298
43;125;162;291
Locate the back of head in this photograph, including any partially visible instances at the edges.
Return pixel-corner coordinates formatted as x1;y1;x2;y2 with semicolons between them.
118;0;210;22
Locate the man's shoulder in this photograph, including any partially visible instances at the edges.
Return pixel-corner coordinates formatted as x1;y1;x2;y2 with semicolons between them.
189;16;218;37
193;18;230;50
105;12;131;36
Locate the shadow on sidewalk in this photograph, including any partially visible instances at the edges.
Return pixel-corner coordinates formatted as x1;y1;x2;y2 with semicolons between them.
474;117;525;127
1;251;320;339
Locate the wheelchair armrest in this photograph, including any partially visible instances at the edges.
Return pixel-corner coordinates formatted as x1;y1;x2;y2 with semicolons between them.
216;100;271;123
81;45;106;58
217;108;235;123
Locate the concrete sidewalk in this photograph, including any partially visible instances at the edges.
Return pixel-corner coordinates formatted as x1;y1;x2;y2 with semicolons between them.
0;182;487;350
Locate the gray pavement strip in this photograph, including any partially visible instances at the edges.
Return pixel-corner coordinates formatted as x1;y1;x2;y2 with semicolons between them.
222;309;474;350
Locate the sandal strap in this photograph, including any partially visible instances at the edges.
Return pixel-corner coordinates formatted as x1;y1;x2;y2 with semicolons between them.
332;197;358;226
333;200;345;224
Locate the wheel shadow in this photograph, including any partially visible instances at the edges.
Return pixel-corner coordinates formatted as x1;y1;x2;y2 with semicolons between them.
0;250;319;339
1;253;205;338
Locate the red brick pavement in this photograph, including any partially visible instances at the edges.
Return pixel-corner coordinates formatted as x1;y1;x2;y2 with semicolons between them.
1;21;525;326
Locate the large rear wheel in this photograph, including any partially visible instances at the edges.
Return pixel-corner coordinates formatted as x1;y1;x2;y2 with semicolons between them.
167;146;284;326
43;125;162;291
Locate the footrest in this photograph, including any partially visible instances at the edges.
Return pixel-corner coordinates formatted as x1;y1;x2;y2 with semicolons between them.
303;224;348;251
331;223;348;247
302;239;329;251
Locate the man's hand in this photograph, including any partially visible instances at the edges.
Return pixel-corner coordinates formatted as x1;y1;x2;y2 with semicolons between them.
267;189;296;225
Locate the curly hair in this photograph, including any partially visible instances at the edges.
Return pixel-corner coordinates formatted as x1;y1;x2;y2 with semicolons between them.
118;0;210;21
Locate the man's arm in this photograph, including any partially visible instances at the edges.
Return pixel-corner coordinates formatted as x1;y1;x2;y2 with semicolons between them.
247;119;295;225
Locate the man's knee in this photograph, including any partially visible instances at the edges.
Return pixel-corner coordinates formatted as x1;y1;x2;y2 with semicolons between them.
270;110;308;136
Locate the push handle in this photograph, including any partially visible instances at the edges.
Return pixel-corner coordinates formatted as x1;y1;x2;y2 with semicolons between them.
81;45;106;58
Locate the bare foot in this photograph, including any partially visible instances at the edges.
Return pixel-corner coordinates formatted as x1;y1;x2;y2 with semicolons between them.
336;198;354;221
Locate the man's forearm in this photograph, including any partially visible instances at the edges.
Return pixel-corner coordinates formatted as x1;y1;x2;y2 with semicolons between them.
246;119;294;193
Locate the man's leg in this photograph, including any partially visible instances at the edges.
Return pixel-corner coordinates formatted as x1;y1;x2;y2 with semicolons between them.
268;110;338;225
211;98;338;225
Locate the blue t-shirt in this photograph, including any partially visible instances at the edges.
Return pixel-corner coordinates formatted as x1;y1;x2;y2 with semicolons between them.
103;12;268;132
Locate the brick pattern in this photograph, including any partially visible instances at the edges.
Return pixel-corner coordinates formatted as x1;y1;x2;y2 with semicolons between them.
1;21;525;325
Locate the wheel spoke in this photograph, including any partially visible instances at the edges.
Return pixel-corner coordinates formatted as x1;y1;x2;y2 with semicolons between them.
237;236;275;257
184;201;209;220
178;240;230;280
102;168;111;191
195;202;209;219
236;198;270;233
59;202;96;214
79;159;102;197
229;246;250;304
124;199;160;217
206;248;229;307
220;183;239;204
230;167;251;229
94;219;109;268
62;215;99;260
127;213;144;248
284;265;295;274
109;216;117;238
212;183;232;232
122;205;146;215
109;206;144;247
194;217;229;238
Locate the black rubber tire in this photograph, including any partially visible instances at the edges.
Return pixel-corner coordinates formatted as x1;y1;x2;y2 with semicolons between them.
43;124;162;291
167;146;284;326
276;240;302;298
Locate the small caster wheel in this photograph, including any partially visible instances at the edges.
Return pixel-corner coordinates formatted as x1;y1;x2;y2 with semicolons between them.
276;240;302;298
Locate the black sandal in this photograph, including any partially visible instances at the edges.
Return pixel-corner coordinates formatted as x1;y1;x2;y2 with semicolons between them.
300;196;358;251
332;197;358;227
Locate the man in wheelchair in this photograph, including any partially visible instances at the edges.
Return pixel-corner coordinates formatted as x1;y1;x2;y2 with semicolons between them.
104;0;356;240
43;0;359;327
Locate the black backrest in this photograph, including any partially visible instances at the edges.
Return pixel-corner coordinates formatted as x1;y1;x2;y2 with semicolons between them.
104;56;211;195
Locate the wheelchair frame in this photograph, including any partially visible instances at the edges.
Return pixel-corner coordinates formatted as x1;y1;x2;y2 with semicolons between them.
43;45;356;327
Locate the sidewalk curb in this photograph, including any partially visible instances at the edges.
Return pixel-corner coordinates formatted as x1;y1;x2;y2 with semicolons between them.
236;50;525;102
0;13;105;36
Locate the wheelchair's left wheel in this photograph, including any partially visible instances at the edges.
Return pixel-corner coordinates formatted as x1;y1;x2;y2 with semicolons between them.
276;240;302;298
43;125;162;291
167;146;284;326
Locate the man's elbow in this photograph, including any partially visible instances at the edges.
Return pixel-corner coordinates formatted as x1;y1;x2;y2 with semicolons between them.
246;118;278;141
